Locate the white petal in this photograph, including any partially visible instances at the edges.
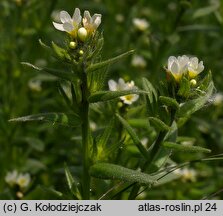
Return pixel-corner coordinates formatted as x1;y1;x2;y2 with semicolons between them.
171;61;179;74
118;78;126;90
168;56;176;70
190;57;198;66
108;80;117;91
60;11;72;23
72;8;82;24
63;22;74;32
84;10;92;24
52;22;65;31
92;14;102;28
198;61;204;73
131;94;139;102
179;55;189;67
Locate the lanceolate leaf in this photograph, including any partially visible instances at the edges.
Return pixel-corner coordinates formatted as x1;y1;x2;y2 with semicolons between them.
193;4;219;19
64;164;81;200
51;41;71;62
116;113;149;159
90;163;157;185
97;118;115;149
162;142;211;153
177;79;214;118
38;39;51;51
21;62;77;82
9;112;81;127
149;117;170;131
159;96;179;110
142;77;158;103
88;90;146;103
86;50;134;73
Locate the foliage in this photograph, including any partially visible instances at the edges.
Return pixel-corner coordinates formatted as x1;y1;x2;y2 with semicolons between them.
0;0;223;200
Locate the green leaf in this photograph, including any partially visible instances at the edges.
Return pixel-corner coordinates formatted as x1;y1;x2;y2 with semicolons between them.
88;64;108;93
142;77;158;103
88;89;145;103
147;121;178;173
38;39;51;51
155;171;180;186
21;62;77;82
97;118;114;148
38;186;63;198
64;164;81;200
177;77;190;98
90;163;157;185
193;4;219;19
149;117;170;131
86;50;134;73
128;118;149;128
51;41;71;62
116;113;149;159
164;121;178;142
162;142;211;153
177;77;214;119
58;84;72;107
159;96;179;110
9;112;81;127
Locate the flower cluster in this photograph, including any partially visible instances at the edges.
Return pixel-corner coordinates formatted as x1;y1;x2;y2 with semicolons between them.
5;170;31;189
53;8;102;42
108;78;139;105
167;55;204;82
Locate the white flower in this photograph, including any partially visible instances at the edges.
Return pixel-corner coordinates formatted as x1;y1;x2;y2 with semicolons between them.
131;55;147;68
53;8;82;38
188;57;204;78
175;167;197;182
17;173;31;189
167;55;189;82
108;78;139;105
28;80;42;92
167;55;205;81
108;78;126;91
5;170;18;186
133;18;149;31
213;93;223;106
90;121;97;131
83;10;102;34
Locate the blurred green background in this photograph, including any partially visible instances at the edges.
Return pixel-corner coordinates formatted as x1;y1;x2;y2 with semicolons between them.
0;0;223;199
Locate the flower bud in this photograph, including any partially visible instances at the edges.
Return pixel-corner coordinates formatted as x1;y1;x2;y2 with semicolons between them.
69;41;77;49
77;27;88;42
79;50;84;55
117;102;123;108
190;79;197;86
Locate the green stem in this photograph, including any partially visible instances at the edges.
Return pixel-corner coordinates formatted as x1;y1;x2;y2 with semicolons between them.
128;110;176;199
81;65;90;200
128;131;166;199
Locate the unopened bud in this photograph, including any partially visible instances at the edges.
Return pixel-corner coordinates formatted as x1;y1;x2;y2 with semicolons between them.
69;41;77;49
77;27;88;42
190;79;197;86
79;50;84;55
117;102;123;108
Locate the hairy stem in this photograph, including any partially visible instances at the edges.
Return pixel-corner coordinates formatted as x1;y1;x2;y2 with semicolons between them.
81;64;90;199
